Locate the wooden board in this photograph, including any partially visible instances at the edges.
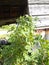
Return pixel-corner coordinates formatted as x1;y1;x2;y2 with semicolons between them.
28;0;49;27
28;5;49;15
28;0;49;3
33;16;49;21
33;16;49;27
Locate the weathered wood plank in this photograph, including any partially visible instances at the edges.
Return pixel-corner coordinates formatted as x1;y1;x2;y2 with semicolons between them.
28;5;49;15
28;0;49;27
33;16;49;27
28;0;49;3
33;16;49;21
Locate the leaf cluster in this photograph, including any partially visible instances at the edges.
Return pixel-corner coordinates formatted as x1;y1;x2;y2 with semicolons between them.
0;15;49;65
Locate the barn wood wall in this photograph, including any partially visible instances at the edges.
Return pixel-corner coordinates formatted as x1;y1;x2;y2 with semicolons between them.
28;0;49;23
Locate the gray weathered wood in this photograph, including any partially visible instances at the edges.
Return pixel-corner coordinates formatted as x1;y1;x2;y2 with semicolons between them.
33;16;49;21
28;0;49;3
28;0;49;27
28;5;49;15
33;16;49;27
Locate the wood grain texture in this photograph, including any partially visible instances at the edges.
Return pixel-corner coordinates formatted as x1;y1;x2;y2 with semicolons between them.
28;0;49;3
29;5;49;15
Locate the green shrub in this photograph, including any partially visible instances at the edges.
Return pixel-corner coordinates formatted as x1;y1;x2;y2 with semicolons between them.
0;15;49;65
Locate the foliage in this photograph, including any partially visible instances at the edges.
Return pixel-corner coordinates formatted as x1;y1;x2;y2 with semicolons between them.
0;24;16;30
0;15;49;65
